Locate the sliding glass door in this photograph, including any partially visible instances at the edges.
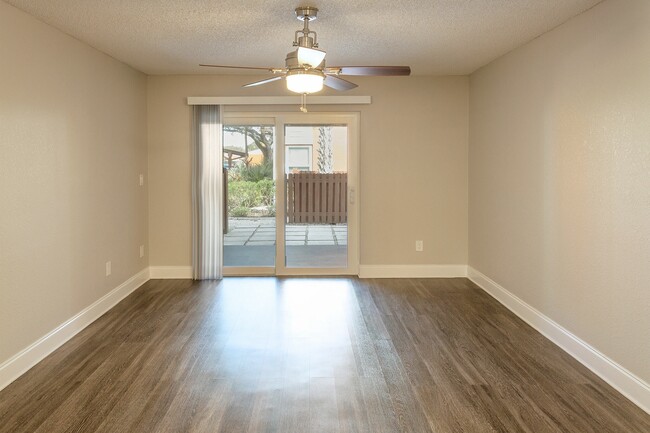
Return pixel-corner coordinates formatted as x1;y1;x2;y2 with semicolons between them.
223;112;358;276
283;124;349;268
222;117;276;271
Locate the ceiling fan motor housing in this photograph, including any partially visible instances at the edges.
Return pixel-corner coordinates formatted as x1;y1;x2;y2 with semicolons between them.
297;35;316;48
285;50;300;69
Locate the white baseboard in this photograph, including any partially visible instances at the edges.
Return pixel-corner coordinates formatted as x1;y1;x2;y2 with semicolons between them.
358;264;468;278
149;266;193;279
0;268;150;392
153;264;469;279
468;267;650;415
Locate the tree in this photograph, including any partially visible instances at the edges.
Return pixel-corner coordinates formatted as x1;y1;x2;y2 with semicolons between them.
223;125;274;163
317;126;333;173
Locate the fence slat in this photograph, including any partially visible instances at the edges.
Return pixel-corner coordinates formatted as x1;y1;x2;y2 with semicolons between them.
286;172;347;224
314;173;321;223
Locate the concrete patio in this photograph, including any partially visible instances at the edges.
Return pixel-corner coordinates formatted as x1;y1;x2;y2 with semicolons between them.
223;218;348;267
224;217;347;246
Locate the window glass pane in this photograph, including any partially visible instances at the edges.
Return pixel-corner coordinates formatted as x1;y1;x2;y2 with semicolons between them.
285;125;348;268
223;124;276;267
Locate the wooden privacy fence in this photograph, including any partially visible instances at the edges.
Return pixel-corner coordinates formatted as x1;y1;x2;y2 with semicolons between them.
287;172;347;224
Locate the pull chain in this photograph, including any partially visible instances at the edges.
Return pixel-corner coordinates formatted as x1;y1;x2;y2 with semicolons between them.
300;93;308;113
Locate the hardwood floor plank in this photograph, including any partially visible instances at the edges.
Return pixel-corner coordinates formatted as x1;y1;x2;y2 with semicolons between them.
358;375;401;433
0;277;648;433
245;377;283;433
214;377;259;433
279;378;310;433
373;338;435;433
335;376;370;433
309;377;340;433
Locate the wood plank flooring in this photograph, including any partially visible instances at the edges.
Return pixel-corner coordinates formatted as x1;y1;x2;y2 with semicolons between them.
0;277;648;432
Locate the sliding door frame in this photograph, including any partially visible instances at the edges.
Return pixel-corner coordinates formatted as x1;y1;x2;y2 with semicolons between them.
222;111;360;276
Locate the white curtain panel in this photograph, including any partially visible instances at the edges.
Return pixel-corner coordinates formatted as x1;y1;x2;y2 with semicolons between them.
191;105;223;279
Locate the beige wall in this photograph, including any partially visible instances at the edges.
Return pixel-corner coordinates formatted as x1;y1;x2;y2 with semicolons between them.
469;0;650;382
148;75;468;267
0;3;148;363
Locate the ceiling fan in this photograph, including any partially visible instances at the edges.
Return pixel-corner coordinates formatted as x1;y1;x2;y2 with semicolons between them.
200;6;411;97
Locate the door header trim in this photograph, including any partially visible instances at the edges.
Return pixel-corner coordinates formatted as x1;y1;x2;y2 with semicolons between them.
187;96;371;105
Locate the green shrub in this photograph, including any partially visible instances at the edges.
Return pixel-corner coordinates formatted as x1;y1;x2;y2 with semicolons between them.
228;178;275;216
230;160;273;182
231;206;249;217
255;178;275;207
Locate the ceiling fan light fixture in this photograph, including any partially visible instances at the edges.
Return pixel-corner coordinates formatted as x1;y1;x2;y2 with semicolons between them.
296;46;326;68
286;70;325;94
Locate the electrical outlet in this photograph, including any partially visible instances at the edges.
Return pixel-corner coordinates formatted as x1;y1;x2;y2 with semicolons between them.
139;174;144;186
105;261;112;276
139;245;145;258
415;240;424;252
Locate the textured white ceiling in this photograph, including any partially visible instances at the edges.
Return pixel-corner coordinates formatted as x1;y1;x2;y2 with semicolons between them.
5;0;602;75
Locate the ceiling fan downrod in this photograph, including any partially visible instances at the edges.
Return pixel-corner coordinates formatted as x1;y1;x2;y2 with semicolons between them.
294;6;319;49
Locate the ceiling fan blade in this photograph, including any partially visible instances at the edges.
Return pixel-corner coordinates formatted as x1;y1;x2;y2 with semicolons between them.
242;76;284;88
324;75;358;91
199;64;277;71
325;66;411;76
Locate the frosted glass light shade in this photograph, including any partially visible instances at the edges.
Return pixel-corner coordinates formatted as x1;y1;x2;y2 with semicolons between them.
286;72;324;94
296;46;326;67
